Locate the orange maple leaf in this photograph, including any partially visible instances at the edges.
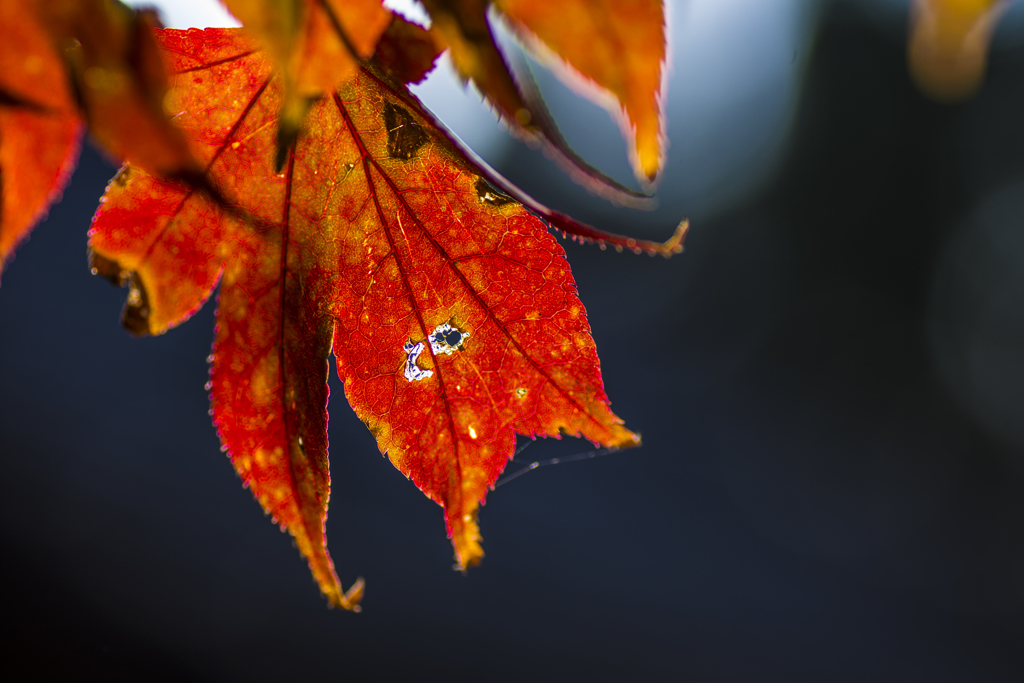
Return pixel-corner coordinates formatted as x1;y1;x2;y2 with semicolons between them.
496;0;666;180
88;26;683;609
420;0;666;185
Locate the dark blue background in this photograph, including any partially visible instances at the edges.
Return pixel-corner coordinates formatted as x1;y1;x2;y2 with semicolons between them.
3;4;1024;681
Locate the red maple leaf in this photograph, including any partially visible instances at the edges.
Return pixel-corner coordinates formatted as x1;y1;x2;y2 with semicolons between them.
88;24;682;609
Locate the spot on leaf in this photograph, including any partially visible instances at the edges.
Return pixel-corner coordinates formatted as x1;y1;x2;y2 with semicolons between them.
383;102;427;159
429;322;469;355
403;340;433;382
474;177;513;207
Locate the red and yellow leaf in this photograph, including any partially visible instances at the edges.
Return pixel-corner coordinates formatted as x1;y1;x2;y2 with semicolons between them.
89;27;640;606
325;79;639;569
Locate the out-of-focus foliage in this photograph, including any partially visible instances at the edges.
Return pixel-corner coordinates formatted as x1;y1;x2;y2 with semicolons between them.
908;0;1005;101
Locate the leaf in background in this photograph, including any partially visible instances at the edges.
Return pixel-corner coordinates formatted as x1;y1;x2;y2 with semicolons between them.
495;0;667;182
89;27;656;606
37;0;199;176
1;0;199;282
0;1;82;279
908;0;1005;102
419;0;528;128
220;0;392;167
419;0;660;205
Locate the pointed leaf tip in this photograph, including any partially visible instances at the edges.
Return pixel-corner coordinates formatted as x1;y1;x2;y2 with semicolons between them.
330;576;365;611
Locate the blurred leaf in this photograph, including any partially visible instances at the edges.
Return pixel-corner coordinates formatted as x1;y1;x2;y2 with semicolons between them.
909;0;1005;102
372;13;445;85
220;0;391;166
419;0;661;203
495;0;666;182
1;0;200;281
0;1;81;279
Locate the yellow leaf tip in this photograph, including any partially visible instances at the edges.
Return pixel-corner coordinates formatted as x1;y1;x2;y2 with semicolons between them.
615;430;641;450
637;140;663;182
329;577;365;612
651;220;688;258
452;506;484;570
